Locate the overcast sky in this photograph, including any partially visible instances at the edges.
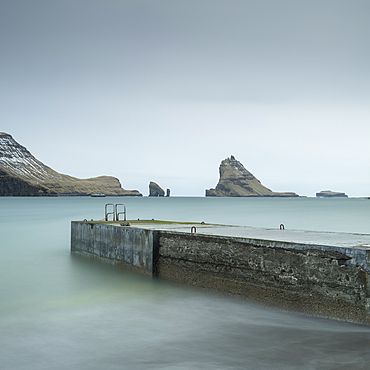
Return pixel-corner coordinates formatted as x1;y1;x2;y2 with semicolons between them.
1;0;369;196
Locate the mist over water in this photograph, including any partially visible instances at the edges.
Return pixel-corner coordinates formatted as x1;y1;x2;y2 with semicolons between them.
1;197;370;369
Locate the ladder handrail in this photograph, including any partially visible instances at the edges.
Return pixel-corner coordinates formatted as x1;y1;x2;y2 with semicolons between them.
115;203;126;221
104;203;127;221
105;203;115;221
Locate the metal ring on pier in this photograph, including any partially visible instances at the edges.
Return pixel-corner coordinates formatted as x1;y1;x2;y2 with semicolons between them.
280;224;285;230
191;226;197;233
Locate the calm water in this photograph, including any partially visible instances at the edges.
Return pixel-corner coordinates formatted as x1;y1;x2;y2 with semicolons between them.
1;196;370;369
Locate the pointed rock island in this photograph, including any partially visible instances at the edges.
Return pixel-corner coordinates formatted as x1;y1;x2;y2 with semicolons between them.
0;133;142;196
149;181;165;197
206;156;298;197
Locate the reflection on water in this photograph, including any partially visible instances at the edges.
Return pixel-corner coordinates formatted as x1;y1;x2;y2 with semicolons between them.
1;197;370;369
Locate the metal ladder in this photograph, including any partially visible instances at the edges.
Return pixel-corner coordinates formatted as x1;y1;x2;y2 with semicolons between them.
105;203;126;221
115;203;126;221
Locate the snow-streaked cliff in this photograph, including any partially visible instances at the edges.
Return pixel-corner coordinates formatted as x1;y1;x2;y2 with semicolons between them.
0;133;71;183
0;133;142;196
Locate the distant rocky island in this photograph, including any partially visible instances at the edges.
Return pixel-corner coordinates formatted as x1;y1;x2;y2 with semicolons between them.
206;156;299;197
0;133;142;196
149;181;164;197
316;190;348;198
149;181;170;197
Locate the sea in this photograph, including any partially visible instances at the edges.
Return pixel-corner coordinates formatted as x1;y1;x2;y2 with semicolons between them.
1;196;370;370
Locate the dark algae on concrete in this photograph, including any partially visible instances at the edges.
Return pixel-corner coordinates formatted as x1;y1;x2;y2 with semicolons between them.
71;220;370;325
157;232;369;324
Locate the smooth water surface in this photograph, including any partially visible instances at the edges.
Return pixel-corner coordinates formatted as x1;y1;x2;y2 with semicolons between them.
1;197;370;369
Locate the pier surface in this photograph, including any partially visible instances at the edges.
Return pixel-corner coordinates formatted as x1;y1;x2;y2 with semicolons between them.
125;220;370;250
102;220;370;272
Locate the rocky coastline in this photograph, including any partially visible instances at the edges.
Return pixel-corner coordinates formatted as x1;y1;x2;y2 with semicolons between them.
1;134;351;198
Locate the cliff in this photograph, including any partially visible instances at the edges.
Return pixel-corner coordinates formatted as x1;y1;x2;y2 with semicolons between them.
206;156;298;197
0;133;142;196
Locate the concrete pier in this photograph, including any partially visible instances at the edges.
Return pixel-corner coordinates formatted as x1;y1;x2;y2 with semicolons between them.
71;220;370;324
71;221;158;275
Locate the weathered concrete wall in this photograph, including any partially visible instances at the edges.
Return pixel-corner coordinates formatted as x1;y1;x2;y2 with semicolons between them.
71;221;157;275
70;221;370;324
156;231;370;324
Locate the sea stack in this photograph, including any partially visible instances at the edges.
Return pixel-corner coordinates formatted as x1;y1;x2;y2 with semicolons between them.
149;181;165;197
206;155;298;197
0;133;142;196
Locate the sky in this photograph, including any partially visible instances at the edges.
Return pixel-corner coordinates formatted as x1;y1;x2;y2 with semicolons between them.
1;0;370;196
